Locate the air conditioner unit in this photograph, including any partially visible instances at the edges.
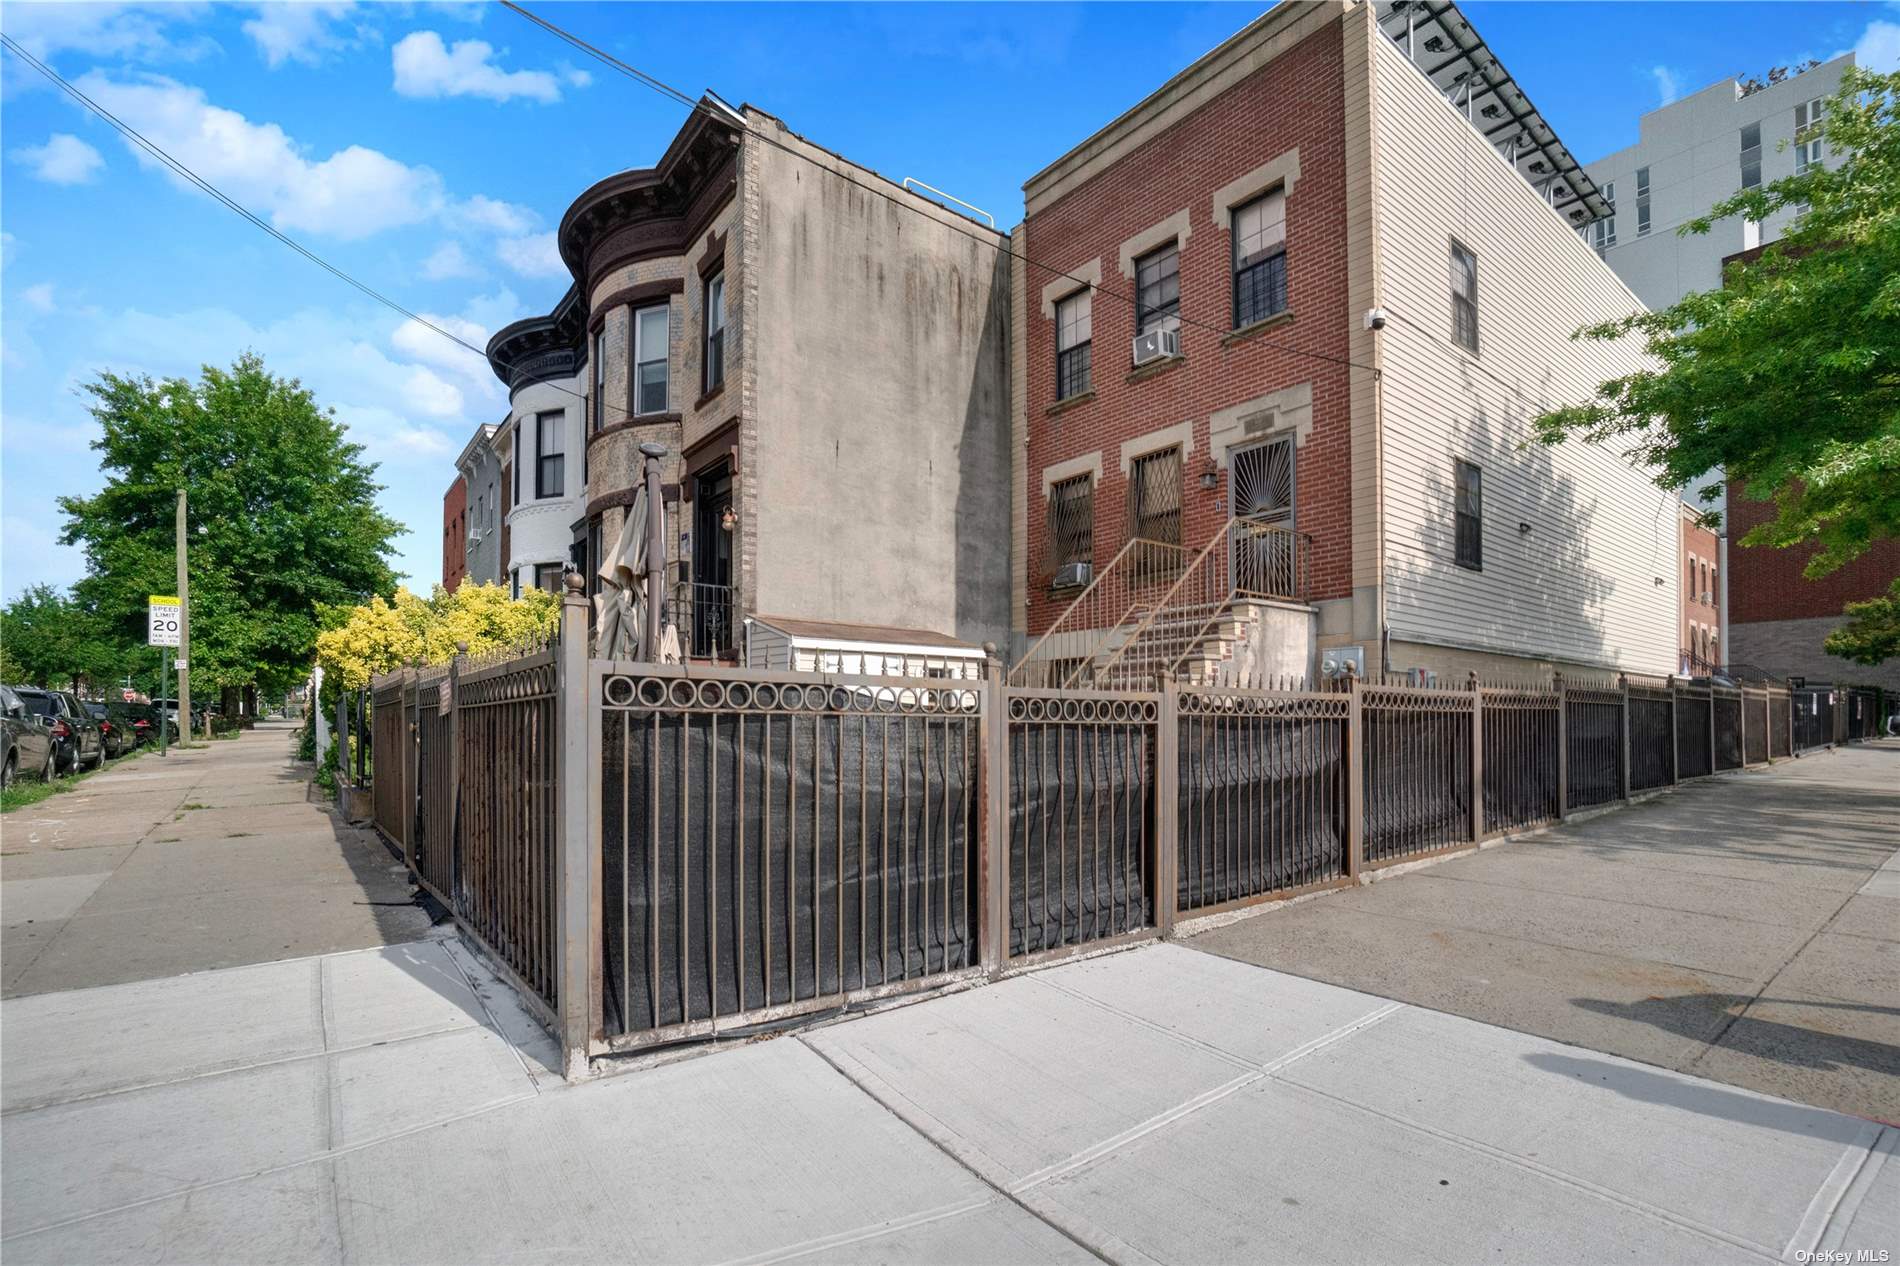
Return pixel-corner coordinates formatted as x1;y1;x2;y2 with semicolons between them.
1131;325;1180;366
466;528;484;547
1053;561;1093;589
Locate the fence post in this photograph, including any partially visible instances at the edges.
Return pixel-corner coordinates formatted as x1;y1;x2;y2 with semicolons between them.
1554;672;1568;820
1156;672;1180;936
556;574;592;1079
1346;670;1364;880
335;687;350;790
1668;676;1680;784
407;663;423;874
448;643;466;908
979;646;1007;977
1468;672;1483;842
1619;674;1632;801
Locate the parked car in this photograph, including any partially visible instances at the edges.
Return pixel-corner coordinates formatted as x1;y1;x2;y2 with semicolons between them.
1;685;57;788
84;702;132;759
14;687;104;774
109;701;173;746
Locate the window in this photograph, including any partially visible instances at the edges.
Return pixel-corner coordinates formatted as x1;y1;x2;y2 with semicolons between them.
1129;447;1182;547
703;270;726;393
1590;182;1616;250
1055;290;1092;400
1686;554;1696;597
487;482;496;528
1636;166;1652;235
1701;560;1710;604
587;518;604;600
1454;460;1482;570
1231;189;1287;328
1740;122;1762;190
1710;564;1719;608
1134;243;1180;335
1449;241;1480;355
592;329;606;432
535;410;564;499
1795;98;1825;173
633;305;669;416
1046;474;1093;577
534;563;564;594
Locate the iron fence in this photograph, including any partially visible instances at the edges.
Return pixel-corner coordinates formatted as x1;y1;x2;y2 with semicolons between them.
1361;686;1472;864
414;666;456;899
1628;683;1675;792
1005;688;1156;958
1712;688;1743;772
1481;687;1559;832
1769;692;1792;758
1176;687;1349;914
1676;686;1713;779
1794;688;1833;752
1744;690;1769;765
369;676;409;852
597;666;982;1049
1564;684;1625;811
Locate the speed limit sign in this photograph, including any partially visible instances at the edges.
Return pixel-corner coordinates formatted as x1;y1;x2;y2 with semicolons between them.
147;596;181;647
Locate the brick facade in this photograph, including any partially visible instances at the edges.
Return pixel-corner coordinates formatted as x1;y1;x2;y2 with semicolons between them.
1020;20;1352;636
441;475;468;592
1680;508;1722;667
1728;483;1900;625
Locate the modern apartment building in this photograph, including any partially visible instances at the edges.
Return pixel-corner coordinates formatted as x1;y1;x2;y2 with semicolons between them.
1580;55;1851;311
486;97;1012;659
1011;0;1681;686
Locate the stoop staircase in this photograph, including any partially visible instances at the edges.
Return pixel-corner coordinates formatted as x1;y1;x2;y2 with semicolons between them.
1012;517;1309;691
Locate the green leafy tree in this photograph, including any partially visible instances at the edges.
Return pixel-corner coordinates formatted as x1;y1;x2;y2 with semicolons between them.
0;584;123;691
1823;578;1900;666
58;353;400;704
1534;67;1900;577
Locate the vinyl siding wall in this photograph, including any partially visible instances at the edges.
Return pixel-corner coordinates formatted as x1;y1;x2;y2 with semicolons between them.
1369;32;1679;676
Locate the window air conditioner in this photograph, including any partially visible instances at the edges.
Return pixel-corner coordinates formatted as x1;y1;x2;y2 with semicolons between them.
1053;561;1093;589
466;528;484;547
1131;325;1180;366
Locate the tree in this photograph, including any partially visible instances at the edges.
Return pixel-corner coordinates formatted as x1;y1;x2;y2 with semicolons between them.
0;584;122;692
59;353;400;704
1824;578;1900;666
315;582;559;689
1534;67;1900;578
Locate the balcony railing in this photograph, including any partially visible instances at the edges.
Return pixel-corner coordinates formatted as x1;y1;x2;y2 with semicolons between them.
669;582;735;660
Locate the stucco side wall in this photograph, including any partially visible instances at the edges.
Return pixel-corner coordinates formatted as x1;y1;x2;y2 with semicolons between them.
745;116;1013;647
1370;33;1679;676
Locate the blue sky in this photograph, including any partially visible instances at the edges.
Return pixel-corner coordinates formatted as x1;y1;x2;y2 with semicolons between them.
3;0;1894;603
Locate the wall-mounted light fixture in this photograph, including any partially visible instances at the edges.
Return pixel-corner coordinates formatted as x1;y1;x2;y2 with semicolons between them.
1199;458;1221;491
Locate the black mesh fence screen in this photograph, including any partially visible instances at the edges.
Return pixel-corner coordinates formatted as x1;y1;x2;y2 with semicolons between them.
1713;694;1743;771
1744;695;1769;765
1630;692;1674;791
1482;696;1559;832
1676;693;1713;779
1565;693;1624;811
1176;701;1347;911
1794;689;1832;751
1363;696;1472;862
1769;695;1792;757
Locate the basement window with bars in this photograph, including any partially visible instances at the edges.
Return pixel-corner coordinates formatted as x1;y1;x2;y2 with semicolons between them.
1454;459;1483;571
1231;189;1287;328
1134;243;1180;335
1129;447;1183;547
1055;289;1093;400
1046;474;1093;583
1450;241;1480;355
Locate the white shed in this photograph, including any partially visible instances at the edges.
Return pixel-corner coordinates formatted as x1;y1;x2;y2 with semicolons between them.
743;615;987;680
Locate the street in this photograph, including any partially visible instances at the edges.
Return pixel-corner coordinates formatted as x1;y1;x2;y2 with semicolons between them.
1;737;1895;1263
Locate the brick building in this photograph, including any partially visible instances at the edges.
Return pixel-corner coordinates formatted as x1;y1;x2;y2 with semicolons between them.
1727;485;1900;688
1012;0;1680;685
1678;504;1725;674
441;473;468;593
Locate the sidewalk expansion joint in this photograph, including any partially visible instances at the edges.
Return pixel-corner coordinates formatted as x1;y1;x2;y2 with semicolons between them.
1786;1120;1890;1261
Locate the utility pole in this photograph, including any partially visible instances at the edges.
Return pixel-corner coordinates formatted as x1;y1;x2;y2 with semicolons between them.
177;488;191;748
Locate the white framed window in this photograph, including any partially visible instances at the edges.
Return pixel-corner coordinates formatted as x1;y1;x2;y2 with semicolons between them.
1636;166;1651;236
1795;98;1825;173
1449;241;1479;355
703;270;726;393
1231;189;1288;327
1134;242;1180;335
633;305;669;416
1591;182;1616;250
1740;122;1762;190
536;410;564;499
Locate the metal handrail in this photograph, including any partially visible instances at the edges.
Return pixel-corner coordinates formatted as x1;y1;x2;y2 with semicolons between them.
1010;534;1184;686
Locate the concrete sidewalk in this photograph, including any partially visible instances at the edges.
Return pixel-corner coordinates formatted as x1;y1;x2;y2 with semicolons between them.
1;722;431;997
4;939;1894;1264
1189;742;1900;1121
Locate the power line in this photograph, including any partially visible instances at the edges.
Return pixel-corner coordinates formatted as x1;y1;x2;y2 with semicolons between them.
0;33;627;430
500;0;1381;378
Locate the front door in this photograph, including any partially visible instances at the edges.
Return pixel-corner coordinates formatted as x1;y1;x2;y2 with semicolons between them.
690;461;733;656
1228;437;1295;595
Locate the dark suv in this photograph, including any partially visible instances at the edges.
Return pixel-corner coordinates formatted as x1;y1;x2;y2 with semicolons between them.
2;685;57;788
15;688;104;774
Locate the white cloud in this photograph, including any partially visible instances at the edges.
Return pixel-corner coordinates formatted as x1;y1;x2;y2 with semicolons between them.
21;284;57;313
0;3;217;63
496;232;565;279
1650;65;1683;106
76;72;449;240
241;1;362;68
420;242;480;281
399;365;465;418
1;233;16;267
447;194;537;236
391;30;569;103
11;134;106;185
1847;20;1900;72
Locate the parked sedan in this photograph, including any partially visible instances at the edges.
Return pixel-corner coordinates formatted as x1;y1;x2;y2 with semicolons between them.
15;688;104;774
109;701;173;746
1;685;57;788
85;702;132;759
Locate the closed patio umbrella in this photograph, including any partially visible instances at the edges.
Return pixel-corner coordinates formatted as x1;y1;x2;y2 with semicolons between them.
593;486;647;660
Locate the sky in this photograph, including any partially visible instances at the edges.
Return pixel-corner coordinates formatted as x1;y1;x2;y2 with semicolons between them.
2;0;1895;604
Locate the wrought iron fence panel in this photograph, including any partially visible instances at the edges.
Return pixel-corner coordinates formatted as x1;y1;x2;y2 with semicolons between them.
1566;687;1625;811
1006;689;1156;957
1794;688;1832;752
1176;689;1348;912
370;676;408;848
1676;688;1713;779
1744;691;1769;765
457;649;559;1015
1769;692;1792;758
414;669;456;900
1712;689;1743;771
1362;687;1473;863
1628;688;1675;792
1482;689;1559;831
599;669;981;1046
